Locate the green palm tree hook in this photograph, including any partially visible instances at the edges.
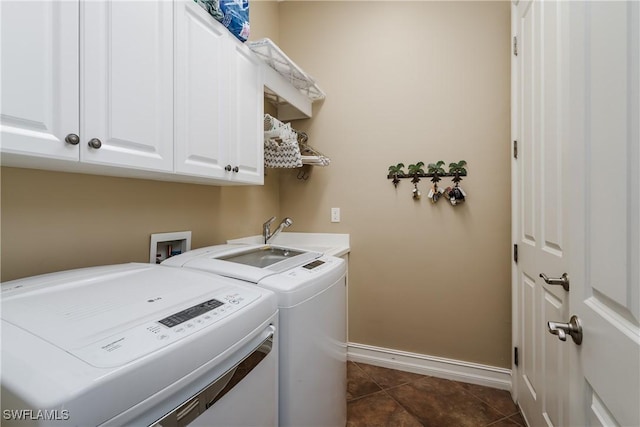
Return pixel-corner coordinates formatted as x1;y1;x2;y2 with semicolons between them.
427;161;446;183
448;160;467;185
388;163;405;188
407;162;425;184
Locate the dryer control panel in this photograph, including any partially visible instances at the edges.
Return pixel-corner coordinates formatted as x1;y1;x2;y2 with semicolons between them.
158;298;225;328
71;291;258;368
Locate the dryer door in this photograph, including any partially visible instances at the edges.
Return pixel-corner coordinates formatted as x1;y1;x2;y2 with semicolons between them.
153;325;278;427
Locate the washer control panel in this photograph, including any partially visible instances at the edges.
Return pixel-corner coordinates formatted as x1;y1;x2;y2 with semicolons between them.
71;291;258;368
302;260;325;270
283;255;341;279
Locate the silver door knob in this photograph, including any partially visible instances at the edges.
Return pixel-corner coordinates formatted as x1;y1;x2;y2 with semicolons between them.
232;166;239;173
65;133;80;145
225;165;232;172
548;315;582;345
88;138;102;149
540;272;570;291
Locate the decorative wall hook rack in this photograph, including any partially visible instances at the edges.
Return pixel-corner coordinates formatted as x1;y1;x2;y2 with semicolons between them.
387;160;469;205
387;160;468;180
386;171;468;180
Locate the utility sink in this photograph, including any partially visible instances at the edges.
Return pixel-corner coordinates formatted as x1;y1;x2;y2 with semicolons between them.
220;246;306;268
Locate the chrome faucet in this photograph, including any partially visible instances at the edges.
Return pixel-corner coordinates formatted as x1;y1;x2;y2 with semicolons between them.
263;216;293;244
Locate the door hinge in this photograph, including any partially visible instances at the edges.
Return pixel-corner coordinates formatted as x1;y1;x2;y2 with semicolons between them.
514;244;518;263
514;347;519;366
513;36;518;56
513;140;518;159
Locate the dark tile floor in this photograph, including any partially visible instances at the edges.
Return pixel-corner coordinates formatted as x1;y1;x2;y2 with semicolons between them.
347;361;526;427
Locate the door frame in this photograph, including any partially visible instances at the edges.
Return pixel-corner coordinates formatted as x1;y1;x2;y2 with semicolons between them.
510;0;520;404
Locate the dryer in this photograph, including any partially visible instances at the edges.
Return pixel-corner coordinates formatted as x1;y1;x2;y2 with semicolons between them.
1;263;278;427
163;244;347;427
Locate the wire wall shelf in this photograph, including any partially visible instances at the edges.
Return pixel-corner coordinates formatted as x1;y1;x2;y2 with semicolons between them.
247;38;326;102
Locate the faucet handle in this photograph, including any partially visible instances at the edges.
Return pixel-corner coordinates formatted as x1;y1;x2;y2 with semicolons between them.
281;217;293;227
263;216;277;244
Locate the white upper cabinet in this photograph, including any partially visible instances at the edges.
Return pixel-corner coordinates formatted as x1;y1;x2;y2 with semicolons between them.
0;1;80;161
174;0;229;180
1;0;173;172
226;40;263;184
174;0;263;184
2;0;263;185
81;1;174;172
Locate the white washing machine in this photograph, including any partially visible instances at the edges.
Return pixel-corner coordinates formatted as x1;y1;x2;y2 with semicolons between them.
163;244;347;427
1;263;278;427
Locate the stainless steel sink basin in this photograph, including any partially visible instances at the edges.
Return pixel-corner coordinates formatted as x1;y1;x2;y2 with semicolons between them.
220;246;306;268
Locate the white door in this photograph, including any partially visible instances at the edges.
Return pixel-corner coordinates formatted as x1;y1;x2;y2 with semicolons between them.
565;2;640;426
174;0;229;179
514;1;640;426
81;0;173;172
512;1;570;425
0;1;79;161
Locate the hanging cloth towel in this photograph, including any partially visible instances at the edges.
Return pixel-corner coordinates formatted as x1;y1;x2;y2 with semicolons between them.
263;114;303;168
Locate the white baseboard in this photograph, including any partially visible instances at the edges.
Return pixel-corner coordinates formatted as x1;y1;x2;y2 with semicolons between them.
347;342;513;392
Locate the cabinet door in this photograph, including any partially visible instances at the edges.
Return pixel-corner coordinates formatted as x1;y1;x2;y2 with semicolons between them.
81;0;173;172
0;1;79;161
174;0;229;179
227;42;264;184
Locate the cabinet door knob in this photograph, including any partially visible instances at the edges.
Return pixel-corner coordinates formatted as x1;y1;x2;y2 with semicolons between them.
232;166;239;173
65;134;80;145
88;138;102;149
225;165;232;172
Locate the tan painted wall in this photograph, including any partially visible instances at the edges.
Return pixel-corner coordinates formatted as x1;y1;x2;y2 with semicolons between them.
0;168;280;281
251;0;280;45
275;1;512;367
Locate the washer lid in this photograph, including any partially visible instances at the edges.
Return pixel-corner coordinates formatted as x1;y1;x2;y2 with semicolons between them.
1;263;264;367
258;255;346;307
164;244;322;283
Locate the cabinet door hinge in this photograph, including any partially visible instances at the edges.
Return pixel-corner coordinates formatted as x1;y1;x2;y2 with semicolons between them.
513;140;518;159
514;244;518;263
514;347;519;366
513;36;518;56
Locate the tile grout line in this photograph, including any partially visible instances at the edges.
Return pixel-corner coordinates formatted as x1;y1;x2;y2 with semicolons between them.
457;385;523;419
352;361;428;391
485;413;526;427
351;362;426;426
468;390;511;419
457;388;523;425
347;362;384;402
379;387;426;427
346;388;386;404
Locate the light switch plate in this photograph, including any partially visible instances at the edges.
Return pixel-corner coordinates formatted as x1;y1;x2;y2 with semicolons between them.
331;207;341;223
